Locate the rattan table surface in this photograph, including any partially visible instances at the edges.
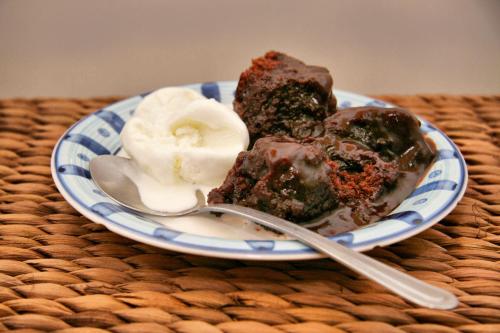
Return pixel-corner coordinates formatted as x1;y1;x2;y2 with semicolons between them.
0;94;498;333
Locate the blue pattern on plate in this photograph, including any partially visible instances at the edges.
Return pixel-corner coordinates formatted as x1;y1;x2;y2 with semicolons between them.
201;82;221;102
64;134;110;155
366;100;387;107
91;202;126;217
98;128;110;137
77;153;89;162
153;228;181;240
408;180;457;198
52;81;467;259
339;101;352;108
413;198;428;205
382;211;423;225
428;170;442;178
246;240;276;251
57;165;91;179
94;109;125;133
330;233;354;246
93;189;105;196
436;149;459;161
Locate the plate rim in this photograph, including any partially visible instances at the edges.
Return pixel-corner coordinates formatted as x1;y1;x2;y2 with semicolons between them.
51;82;468;260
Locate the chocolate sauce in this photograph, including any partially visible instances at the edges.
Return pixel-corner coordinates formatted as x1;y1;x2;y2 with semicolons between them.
305;131;436;237
210;86;436;234
311;160;432;237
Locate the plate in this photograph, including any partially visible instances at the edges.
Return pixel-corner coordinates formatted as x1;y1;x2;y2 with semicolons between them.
51;81;467;260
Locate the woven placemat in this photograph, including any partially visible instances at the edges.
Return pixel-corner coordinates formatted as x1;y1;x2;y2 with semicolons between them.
0;94;499;333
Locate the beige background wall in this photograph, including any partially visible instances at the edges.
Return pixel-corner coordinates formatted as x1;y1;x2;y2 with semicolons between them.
1;0;499;98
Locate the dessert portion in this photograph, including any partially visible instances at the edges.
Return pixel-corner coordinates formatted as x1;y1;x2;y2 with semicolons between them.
121;87;249;212
310;134;400;225
324;106;434;167
208;107;434;233
208;51;436;235
234;51;337;144
208;136;338;223
315;107;434;232
117;50;435;237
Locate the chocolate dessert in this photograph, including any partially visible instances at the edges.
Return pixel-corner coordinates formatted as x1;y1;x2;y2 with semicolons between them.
209;52;436;236
208;136;339;223
310;134;400;224
209;107;435;235
234;51;337;144
312;107;434;233
324;106;434;166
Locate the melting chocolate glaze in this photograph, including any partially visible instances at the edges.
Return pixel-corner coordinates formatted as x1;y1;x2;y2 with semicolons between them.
209;105;436;236
218;51;438;235
308;107;436;236
309;156;434;236
234;51;337;145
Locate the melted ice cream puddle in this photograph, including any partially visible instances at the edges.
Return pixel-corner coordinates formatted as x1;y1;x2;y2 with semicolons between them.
115;147;286;240
120;87;249;212
120;155;212;211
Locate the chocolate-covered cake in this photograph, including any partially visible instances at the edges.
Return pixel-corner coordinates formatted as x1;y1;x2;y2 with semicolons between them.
209;52;435;235
234;51;337;144
209;108;434;233
324;106;434;166
208;136;339;223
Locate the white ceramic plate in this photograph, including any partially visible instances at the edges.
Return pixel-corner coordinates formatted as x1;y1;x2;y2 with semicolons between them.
51;81;467;260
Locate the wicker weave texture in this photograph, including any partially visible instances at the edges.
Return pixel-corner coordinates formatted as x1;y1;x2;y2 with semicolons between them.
0;94;498;333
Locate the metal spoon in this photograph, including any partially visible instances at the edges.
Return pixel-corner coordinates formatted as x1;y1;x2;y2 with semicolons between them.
90;155;458;309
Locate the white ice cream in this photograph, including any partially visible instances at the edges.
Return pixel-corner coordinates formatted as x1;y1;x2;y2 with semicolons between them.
120;87;249;212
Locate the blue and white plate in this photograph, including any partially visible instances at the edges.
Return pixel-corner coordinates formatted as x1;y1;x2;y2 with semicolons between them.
51;81;467;260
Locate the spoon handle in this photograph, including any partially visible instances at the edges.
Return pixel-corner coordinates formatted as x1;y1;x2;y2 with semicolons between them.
204;204;458;310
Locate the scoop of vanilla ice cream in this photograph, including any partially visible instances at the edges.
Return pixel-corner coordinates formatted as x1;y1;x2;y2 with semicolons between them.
133;87;205;127
121;87;249;189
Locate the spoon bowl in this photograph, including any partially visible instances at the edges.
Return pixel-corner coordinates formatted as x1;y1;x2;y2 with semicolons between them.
90;155;204;216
